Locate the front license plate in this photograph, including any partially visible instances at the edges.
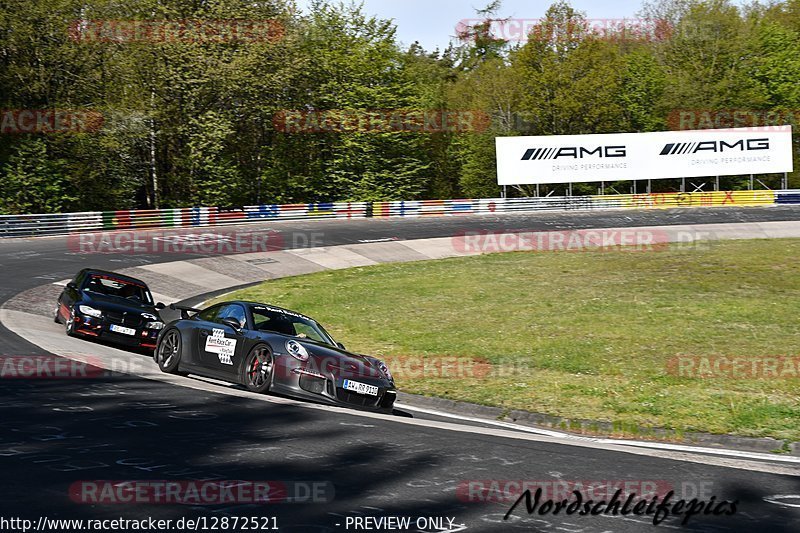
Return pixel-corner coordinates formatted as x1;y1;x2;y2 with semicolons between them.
343;379;379;396
110;324;136;336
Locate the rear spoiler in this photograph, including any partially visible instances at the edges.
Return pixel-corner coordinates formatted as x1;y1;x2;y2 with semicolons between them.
169;303;201;319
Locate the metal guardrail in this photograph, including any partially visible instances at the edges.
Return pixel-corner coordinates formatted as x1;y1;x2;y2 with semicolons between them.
0;191;795;239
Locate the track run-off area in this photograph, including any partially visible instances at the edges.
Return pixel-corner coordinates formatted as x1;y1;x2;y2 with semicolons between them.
2;206;800;532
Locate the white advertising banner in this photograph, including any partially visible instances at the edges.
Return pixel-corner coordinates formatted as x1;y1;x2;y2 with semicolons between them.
496;126;794;185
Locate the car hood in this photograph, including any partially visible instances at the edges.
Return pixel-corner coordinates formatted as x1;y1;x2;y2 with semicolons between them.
81;292;160;317
301;341;386;381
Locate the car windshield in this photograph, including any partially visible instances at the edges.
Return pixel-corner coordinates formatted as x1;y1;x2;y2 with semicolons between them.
250;305;335;346
83;274;154;305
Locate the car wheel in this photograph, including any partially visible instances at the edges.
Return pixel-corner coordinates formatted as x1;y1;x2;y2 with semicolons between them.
155;329;182;374
64;308;76;336
242;344;273;393
54;304;61;324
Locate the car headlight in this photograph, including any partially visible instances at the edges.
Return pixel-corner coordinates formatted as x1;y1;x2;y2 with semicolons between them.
377;360;393;382
286;340;309;362
145;321;165;330
78;305;102;318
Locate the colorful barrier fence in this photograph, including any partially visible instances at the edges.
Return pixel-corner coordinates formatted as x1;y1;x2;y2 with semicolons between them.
592;190;778;209
0;191;796;238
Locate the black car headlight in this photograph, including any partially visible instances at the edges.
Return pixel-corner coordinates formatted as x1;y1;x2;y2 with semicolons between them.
378;360;393;382
145;321;165;330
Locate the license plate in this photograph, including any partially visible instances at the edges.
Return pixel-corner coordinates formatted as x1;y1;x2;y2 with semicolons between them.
110;324;136;336
343;380;379;397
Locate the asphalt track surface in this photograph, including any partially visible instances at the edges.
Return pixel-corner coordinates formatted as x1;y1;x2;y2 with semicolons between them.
2;207;800;533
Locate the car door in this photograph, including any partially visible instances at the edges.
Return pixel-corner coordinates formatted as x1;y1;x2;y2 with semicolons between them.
197;303;248;377
189;305;222;370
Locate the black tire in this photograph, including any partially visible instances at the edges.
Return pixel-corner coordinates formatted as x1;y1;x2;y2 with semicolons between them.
242;344;273;393
54;303;61;324
64;307;76;336
155;329;182;374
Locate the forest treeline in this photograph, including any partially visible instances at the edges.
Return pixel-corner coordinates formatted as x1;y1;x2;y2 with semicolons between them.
1;0;798;213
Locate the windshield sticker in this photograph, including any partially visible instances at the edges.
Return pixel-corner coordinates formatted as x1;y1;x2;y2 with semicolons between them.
253;305;308;320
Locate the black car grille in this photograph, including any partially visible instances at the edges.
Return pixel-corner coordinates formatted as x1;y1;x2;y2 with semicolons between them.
299;376;326;395
336;387;382;408
105;311;142;328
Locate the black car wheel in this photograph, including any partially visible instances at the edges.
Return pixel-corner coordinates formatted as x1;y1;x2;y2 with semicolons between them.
242;344;273;393
64;308;76;336
54;304;61;324
156;329;182;374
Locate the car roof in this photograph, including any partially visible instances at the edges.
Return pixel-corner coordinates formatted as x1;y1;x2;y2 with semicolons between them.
82;269;149;287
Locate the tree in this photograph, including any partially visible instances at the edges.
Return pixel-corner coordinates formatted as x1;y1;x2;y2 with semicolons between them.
0;138;74;214
514;3;626;136
656;0;769;110
619;50;667;132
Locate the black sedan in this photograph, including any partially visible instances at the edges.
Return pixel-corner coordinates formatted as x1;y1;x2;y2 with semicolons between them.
154;301;397;412
55;268;166;350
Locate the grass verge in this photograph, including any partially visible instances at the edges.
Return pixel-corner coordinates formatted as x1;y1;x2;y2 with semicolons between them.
218;238;800;441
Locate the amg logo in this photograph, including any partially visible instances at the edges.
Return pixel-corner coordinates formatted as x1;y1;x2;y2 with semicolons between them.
521;146;626;160
660;138;769;155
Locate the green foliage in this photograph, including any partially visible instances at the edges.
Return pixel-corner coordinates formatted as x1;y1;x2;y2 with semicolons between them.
653;0;770;110
0;0;798;211
458;132;503;197
187;111;242;207
0;138;75;214
750;21;800;107
619;50;667;131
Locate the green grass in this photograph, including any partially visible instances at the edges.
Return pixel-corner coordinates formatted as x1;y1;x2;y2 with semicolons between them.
219;239;800;441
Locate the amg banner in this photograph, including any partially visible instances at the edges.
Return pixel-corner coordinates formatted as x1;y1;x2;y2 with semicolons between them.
495;126;794;185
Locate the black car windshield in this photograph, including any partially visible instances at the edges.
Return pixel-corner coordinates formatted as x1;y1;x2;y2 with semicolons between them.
83;274;154;305
250;305;335;345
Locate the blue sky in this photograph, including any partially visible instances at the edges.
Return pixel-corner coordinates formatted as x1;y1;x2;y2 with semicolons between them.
300;0;648;51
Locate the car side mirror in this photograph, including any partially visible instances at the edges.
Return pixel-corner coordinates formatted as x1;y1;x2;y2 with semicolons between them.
66;282;77;290
337;342;346;350
155;302;166;310
220;318;243;332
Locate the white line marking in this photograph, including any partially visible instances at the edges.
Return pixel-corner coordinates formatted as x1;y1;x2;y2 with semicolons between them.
763;494;800;508
397;403;800;465
357;238;398;243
